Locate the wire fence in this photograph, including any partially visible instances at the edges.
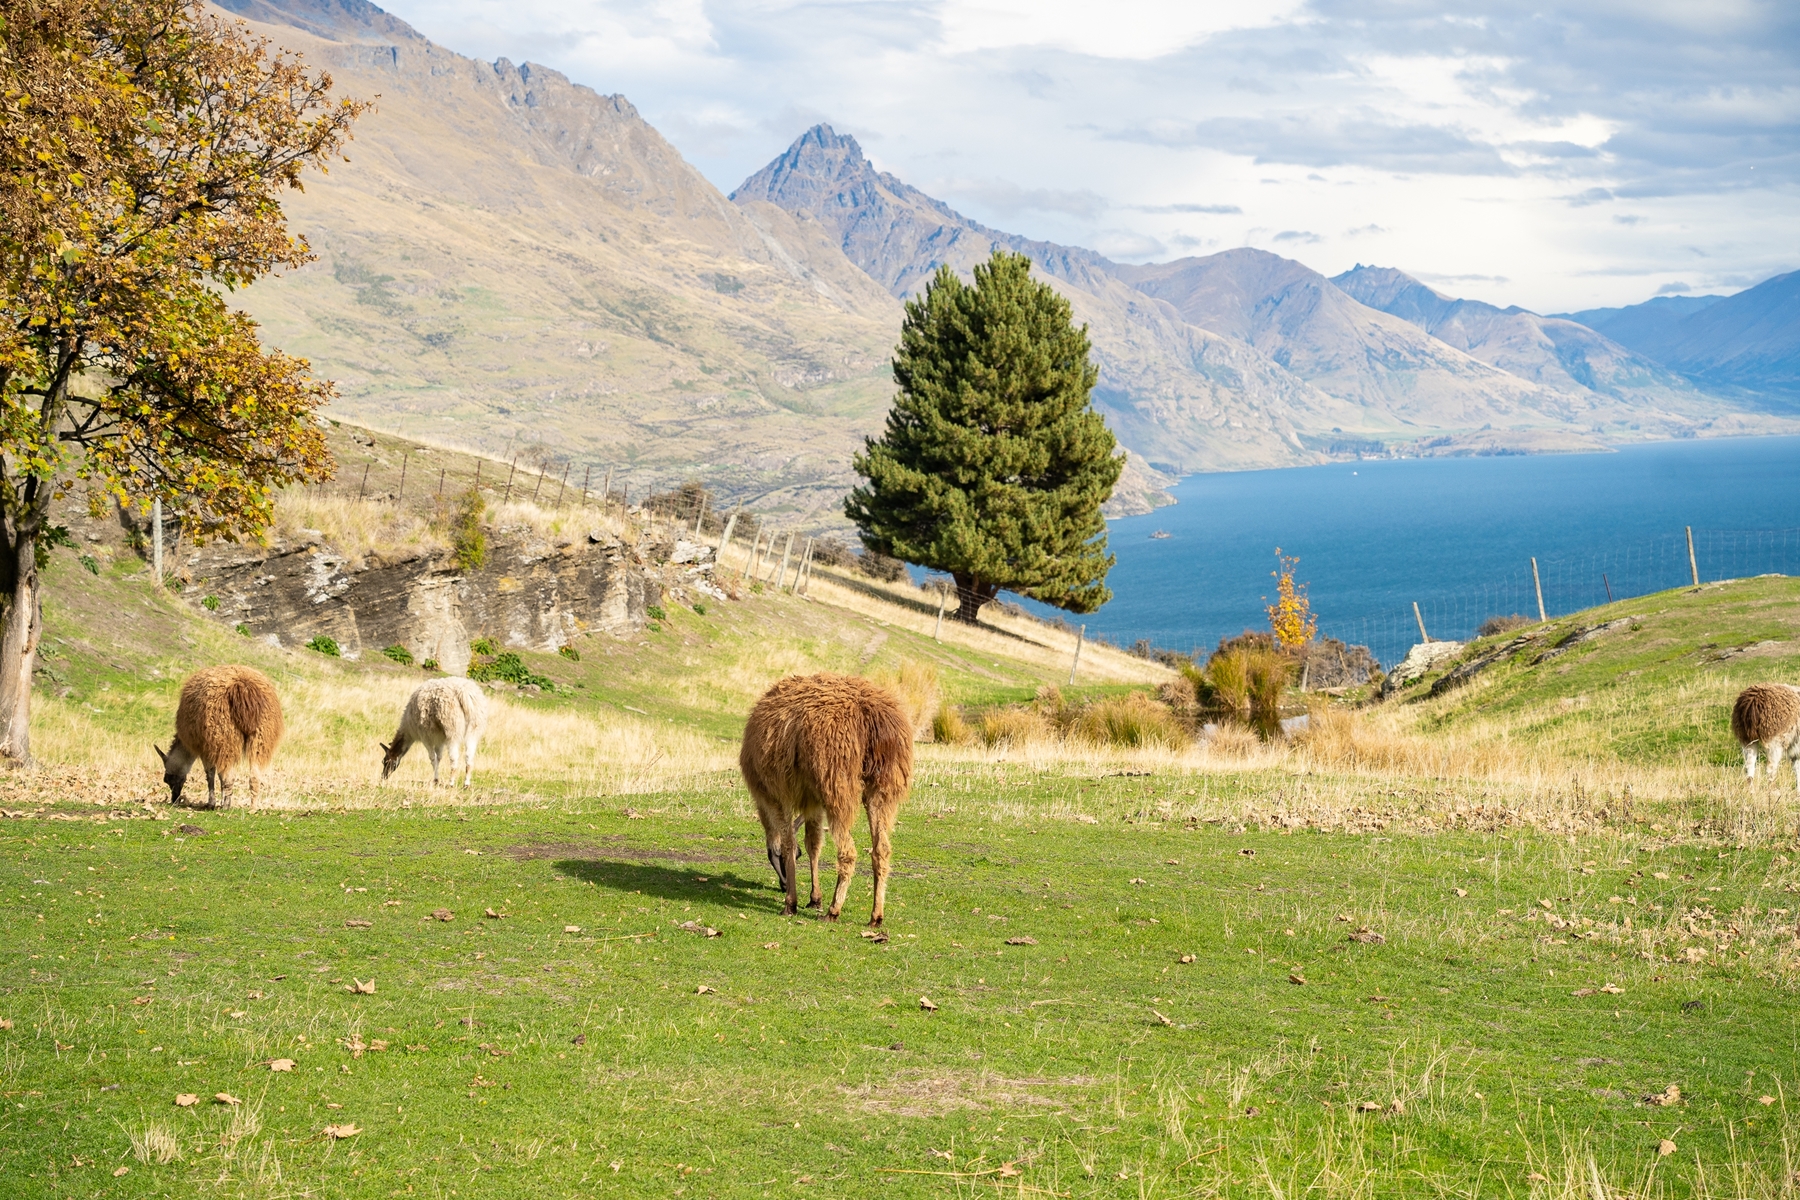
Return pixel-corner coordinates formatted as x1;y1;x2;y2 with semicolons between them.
1316;526;1800;670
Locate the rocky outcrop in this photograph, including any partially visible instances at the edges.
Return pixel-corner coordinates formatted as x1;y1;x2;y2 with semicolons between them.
1380;640;1466;696
184;528;660;674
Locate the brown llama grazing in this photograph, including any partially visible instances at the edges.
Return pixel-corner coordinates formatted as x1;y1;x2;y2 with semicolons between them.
739;673;913;924
154;665;284;808
1731;683;1800;786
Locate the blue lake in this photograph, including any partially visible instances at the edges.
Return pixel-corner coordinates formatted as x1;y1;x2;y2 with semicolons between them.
1006;435;1800;669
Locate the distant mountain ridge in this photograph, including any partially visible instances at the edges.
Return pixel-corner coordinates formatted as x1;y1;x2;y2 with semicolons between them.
738;125;1792;462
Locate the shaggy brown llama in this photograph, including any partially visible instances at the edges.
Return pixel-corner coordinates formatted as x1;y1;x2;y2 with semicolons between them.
155;665;284;808
1731;683;1800;786
739;673;913;924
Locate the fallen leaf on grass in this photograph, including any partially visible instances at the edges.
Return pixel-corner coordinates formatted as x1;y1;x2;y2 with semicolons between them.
623;807;643;820
344;919;372;929
177;824;205;836
860;929;889;943
762;942;780;951
571;1034;586;1046
246;990;264;1001
1357;1101;1381;1112
1289;973;1307;986
323;1123;360;1140
269;1059;295;1072
918;996;938;1012
0;1018;11;1030
677;920;719;937
227;1010;247;1019
346;979;376;995
1658;1139;1678;1156
1129;877;1147;885
430;909;453;922
1644;1085;1682;1107
1238;848;1255;857
214;1093;240;1106
484;908;505;919
112;1166;129;1177
1151;1009;1174;1027
564;925;582;933
382;900;401;907
174;1094;199;1107
1452;887;1468;897
325;1102;343;1110
1760;1095;1777;1105
1572;984;1622;997
1004;936;1038;946
370;1040;388;1052
696;985;716;994
1177;954;1196;964
1347;927;1385;945
131;995;153;1006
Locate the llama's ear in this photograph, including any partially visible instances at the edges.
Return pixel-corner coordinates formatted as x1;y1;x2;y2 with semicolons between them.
153;744;167;765
378;742;391;754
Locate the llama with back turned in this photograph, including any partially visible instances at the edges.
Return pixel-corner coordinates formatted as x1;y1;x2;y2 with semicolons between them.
155;665;284;808
1732;683;1800;786
381;677;488;786
739;673;913;924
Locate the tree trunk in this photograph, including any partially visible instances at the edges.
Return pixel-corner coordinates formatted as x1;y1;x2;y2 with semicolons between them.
0;535;42;769
951;573;998;624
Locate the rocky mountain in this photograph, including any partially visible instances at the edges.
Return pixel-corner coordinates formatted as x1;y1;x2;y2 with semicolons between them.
738;127;1794;462
734;125;1362;475
217;0;902;522
1651;270;1800;397
1553;295;1723;360
1331;265;1706;407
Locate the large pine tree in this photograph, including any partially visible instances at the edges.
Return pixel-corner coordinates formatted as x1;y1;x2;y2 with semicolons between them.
846;250;1122;623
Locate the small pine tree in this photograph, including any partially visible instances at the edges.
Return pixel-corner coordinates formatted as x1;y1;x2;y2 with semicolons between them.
1265;548;1317;651
845;250;1123;623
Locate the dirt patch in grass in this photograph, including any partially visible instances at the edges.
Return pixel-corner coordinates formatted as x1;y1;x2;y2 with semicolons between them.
838;1069;1083;1118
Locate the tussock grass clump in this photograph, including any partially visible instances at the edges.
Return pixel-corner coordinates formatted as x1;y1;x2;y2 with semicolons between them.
931;703;972;745
1068;692;1188;749
272;491;447;562
126;1121;181;1165
869;659;940;736
980;705;1055;748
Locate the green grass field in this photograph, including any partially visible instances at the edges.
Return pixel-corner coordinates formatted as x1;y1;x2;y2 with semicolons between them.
5;769;1799;1198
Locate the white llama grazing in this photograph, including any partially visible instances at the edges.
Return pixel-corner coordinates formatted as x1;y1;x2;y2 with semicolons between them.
380;677;488;787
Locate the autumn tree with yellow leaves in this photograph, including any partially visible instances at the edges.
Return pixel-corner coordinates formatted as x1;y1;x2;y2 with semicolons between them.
0;0;366;766
1265;548;1317;651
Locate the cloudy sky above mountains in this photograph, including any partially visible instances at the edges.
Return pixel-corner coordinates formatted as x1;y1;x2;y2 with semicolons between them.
379;0;1798;311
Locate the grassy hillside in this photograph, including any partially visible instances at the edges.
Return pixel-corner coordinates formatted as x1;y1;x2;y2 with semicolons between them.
1385;575;1800;776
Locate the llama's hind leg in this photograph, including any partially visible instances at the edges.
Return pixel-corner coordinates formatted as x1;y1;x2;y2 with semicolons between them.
1768;741;1787;783
823;805;859;922
427;744;444;786
866;807;894;927
803;818;824;909
1745;743;1760;781
462;734;480;787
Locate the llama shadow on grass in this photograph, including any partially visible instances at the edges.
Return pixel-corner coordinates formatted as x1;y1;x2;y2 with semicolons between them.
551;856;832;913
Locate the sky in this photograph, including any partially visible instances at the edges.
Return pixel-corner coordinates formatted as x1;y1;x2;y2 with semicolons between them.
373;0;1800;313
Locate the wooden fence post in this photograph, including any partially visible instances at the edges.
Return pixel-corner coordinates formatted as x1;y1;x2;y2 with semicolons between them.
502;458;516;504
775;532;795;589
1687;526;1699;586
718;512;738;564
579;465;591;508
1068;624;1086;686
530;466;545;503
397;453;408;502
601;467;612;513
436;466;446;499
555;463;570;508
1531;557;1546;622
1413;601;1429;643
933;584;947;642
356;463;371;502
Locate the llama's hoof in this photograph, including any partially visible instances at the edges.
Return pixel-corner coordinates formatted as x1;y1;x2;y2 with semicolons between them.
780;902;798;916
823;911;840;923
805;897;822;909
867;917;885;927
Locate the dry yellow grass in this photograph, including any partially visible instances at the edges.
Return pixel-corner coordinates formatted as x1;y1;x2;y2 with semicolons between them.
802;568;1172;686
868;659;941;736
26;674;731;809
268;491;446;563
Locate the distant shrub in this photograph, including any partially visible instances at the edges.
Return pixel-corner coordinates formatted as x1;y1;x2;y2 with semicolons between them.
469;650;553;689
810;537;856;569
448;487;486;572
420;657;440;671
234;622;251;637
381;644;414;665
1479;614;1533;638
79;554;98;576
558;645;580;662
646;604;666;622
200;594;218;611
856;548;908;583
691;603;707;616
470;636;498;656
305;635;340;657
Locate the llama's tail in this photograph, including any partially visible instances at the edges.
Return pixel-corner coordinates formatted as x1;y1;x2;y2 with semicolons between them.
862;696;914;797
226;673;283;767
